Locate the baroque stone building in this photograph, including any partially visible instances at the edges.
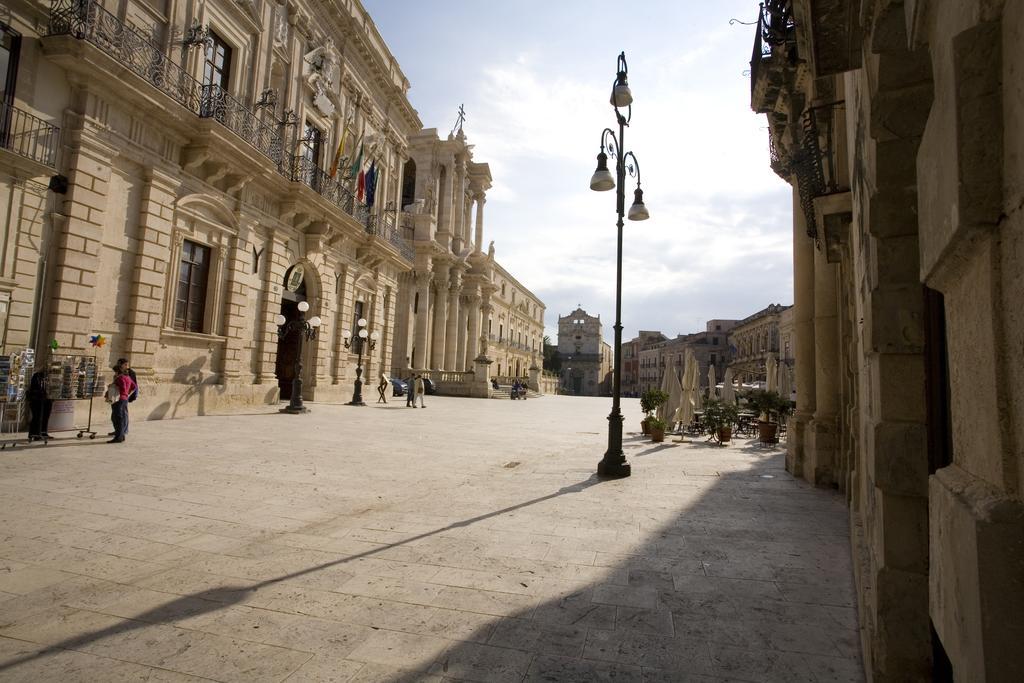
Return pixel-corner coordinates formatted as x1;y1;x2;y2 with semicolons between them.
726;303;789;384
637;320;736;396
557;306;604;396
750;0;1023;679
1;0;543;420
388;126;544;388
622;330;667;397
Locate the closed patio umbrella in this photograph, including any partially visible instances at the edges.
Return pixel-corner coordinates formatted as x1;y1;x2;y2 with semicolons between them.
722;367;736;405
657;362;673;422
665;368;683;431
690;351;704;413
766;355;778;394
707;364;717;403
674;350;697;429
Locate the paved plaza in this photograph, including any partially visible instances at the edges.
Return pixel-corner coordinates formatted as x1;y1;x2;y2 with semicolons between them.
0;395;863;682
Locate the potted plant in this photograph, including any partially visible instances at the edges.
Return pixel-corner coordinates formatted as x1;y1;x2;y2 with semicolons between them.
647;416;667;443
702;399;739;445
745;389;791;442
639;388;669;434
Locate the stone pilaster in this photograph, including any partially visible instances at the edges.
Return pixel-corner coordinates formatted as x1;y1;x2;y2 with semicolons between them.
47;129;117;350
220;216;255;381
332;265;352;384
412;271;432;369
430;264;450;369
124;166;178;376
253;232;287;385
444;271;462;370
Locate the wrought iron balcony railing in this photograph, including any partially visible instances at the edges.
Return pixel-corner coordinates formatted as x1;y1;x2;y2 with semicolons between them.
47;0;283;165
792;101;846;239
367;209;415;261
289;154;357;215
749;0;796;100
0;101;60;169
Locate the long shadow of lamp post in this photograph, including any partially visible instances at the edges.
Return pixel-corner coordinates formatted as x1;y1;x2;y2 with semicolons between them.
276;300;321;414
590;51;650;478
343;317;379;406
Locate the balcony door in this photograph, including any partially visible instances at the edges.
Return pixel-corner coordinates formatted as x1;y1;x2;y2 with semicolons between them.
0;23;20;146
202;31;231;91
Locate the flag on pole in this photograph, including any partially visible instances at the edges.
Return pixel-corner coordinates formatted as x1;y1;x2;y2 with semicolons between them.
366;160;378;207
357;166;366;201
328;123;349;178
349;135;364;181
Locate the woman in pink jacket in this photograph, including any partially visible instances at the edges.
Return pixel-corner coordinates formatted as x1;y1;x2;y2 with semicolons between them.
108;362;137;443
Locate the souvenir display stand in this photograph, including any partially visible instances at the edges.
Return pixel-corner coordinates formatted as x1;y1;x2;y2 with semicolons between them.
45;354;104;438
0;349;35;449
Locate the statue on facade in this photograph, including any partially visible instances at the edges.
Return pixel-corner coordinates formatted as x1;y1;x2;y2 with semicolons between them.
273;2;288;48
303;39;341;116
487;240;495;260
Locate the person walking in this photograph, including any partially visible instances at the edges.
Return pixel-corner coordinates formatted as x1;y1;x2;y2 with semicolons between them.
406;375;415;407
107;362;136;443
27;368;52;441
414;374;426;408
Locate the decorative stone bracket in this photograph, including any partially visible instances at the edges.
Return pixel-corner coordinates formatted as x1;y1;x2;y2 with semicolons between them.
814;191;852;263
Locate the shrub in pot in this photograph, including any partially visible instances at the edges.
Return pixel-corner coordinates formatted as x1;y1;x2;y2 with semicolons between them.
702;399;739;445
744;389;792;441
640;389;669;434
647;416;667;443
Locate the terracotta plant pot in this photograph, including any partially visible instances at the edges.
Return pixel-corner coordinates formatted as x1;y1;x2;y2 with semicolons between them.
758;420;778;443
641;418;650;435
650;426;665;443
717;427;732;444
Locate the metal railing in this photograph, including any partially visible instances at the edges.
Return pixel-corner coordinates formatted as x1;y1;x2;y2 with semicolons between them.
366;210;414;261
47;0;283;165
0;101;60;168
749;0;795;98
792;101;846;239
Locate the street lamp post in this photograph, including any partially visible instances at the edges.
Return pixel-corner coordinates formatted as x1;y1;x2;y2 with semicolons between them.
342;317;379;406
590;51;650;478
275;300;322;414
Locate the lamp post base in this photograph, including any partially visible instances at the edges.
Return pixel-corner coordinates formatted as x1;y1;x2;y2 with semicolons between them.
280;405;309;414
597;410;631;478
346;400;366;407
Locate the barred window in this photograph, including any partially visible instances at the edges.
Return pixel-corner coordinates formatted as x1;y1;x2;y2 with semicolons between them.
174;240;210;332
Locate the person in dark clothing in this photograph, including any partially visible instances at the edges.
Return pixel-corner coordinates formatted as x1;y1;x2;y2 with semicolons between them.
405;376;415;407
27;370;52;441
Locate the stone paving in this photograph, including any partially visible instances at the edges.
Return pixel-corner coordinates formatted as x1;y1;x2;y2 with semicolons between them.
0;394;864;682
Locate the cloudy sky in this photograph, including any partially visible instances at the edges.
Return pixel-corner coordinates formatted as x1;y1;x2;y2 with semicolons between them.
363;0;793;340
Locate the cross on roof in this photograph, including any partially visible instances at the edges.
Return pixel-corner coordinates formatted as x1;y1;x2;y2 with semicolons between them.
451;104;466;135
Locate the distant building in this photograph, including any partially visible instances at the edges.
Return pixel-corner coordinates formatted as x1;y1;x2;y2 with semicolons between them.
727;304;791;384
557;307;604;396
622;331;667;397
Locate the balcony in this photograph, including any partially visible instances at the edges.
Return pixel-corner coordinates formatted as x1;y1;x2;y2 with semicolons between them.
285;155;414;263
0;101;60;173
791;101;847;239
46;0;283;166
750;0;797;114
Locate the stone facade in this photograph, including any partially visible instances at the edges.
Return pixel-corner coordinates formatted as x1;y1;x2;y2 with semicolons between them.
622;330;667;397
557;306;604;396
2;0;544;419
749;1;1024;679
726;303;790;384
389;127;544;393
635;321;736;396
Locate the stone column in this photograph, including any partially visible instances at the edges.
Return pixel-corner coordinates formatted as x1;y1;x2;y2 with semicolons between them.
465;292;482;367
791;185;817;479
473;194;485;252
412;271;432;369
430;264;450;369
124;166;178;376
444;271;462;370
451;161;466;253
807;243;840;486
456;296;469;372
437;163;452;245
